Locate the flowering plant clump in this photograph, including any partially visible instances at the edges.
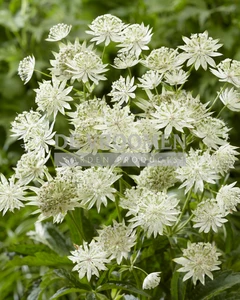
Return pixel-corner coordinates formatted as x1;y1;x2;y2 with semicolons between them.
3;14;240;299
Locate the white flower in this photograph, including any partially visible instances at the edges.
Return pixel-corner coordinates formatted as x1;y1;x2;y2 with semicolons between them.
96;221;136;264
218;87;240;111
138;70;162;90
192;117;229;149
18;55;35;84
164;68;189;86
46;23;72;42
211;143;238;175
142;47;179;73
15;150;48;185
118;23;153;57
49;39;83;80
121;187;180;237
178;31;222;70
142;272;161;289
113;51;139;69
108;76;137;105
134;166;177;191
210;58;240;87
192;199;228;233
175;149;220;193
151;100;194;138
68;240;110;281
28;176;81;223
35;76;73;117
173;242;221;285
77;167;121;212
216;182;240;214
86;14;126;45
0;174;26;215
66;49;108;84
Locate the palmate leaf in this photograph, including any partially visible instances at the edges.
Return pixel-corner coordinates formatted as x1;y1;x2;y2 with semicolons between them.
190;271;240;300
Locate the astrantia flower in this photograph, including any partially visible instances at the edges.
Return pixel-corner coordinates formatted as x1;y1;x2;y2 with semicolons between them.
96;221;136;264
212;143;238;175
28;176;81;223
151;100;194;138
0;174;26;215
35;76;73;117
113;51;139;69
108;76;137;105
68;240;110;281
175;149;220;193
134;166;178;191
142;47;179;73
46;23;72;42
138;70;162;90
164;68;189;86
192;116;229;149
86;14;126;45
216;182;240;214
192;199;227;233
18;55;35;84
121;187;180;237
15;150;48;185
11;110;42;140
66;49;108;84
210;58;240;87
77;167;121;212
142;272;161;289
118;23;153;57
218;87;240;111
173;242;221;285
49;39;83;80
178;31;222;70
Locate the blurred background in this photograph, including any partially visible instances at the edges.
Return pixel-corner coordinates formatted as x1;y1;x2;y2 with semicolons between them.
1;0;240;298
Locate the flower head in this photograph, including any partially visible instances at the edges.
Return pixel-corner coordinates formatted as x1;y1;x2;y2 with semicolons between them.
192;199;227;233
46;23;72;42
77;167;121;212
121;187;180;237
86;14;126;45
96;221;136;264
142;272;161;289
108;76;137;105
0;174;26;215
118;23;153;57
175;149;220;193
174;242;221;285
219;87;240;111
192;117;229;149
35;76;73;117
138;70;162;90
164;68;189;86
113;51;139;69
142;47;179;73
29;176;81;223
66;48;108;84
178;31;222;70
216;182;240;214
68;240;110;281
210;58;240;87
18;55;35;84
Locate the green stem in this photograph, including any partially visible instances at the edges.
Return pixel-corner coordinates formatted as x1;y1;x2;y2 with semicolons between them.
172;188;193;233
217;105;226;118
208;82;227;111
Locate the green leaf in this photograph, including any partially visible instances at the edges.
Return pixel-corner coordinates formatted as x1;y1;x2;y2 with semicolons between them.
171;271;187;300
50;287;87;299
191;271;240;300
7;244;50;255
96;282;150;297
7;252;71;267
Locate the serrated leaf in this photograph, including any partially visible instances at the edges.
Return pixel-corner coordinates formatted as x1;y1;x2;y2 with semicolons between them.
96;282;150;297
191;271;240;300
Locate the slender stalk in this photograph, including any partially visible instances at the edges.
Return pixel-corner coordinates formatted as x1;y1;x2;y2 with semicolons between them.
208;82;227;111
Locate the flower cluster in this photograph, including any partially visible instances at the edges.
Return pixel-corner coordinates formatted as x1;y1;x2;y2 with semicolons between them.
4;13;240;296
